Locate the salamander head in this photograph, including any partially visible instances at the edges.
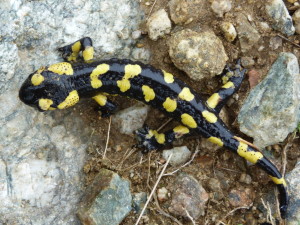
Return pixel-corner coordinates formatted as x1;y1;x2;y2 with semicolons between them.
19;66;65;112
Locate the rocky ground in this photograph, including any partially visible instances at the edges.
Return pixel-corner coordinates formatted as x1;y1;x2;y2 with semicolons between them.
2;0;300;224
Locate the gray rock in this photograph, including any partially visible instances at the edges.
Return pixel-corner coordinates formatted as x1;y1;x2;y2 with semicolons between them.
265;0;295;36
286;161;300;223
0;0;144;224
168;29;228;81
132;192;147;214
236;13;261;53
238;53;300;148
77;169;132;225
146;9;171;41
162;146;191;166
112;104;150;135
169;173;209;219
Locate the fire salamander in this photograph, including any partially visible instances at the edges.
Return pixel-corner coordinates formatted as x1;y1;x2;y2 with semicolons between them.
19;37;288;219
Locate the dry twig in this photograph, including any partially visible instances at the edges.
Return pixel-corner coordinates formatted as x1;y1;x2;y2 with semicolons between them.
216;203;253;225
135;153;173;225
102;116;112;159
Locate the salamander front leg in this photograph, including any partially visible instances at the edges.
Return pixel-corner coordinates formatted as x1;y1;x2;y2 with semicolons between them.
93;94;117;118
206;60;247;113
58;37;94;62
135;125;191;153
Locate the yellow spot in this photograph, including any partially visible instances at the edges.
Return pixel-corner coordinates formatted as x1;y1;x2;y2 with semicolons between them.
39;99;53;111
173;125;189;138
202;110;218;123
67;41;81;61
92;94;107;106
142;85;155;102
270;176;287;187
237;142;263;164
82;46;94;61
72;41;81;52
163;70;174;83
222;81;235;89
179;87;194;101
31;74;44;86
163;97;177;112
31;67;45;86
57;90;79;109
181;113;197;128
146;130;165;144
208;137;224;146
117;79;131;92
206;93;220;109
124;64;142;79
90;64;110;88
117;64;142;92
48;62;73;75
222;75;229;84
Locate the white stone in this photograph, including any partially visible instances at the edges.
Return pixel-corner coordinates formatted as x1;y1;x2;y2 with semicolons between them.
147;9;171;41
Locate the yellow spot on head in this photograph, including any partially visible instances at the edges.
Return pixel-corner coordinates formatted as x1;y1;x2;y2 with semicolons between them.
222;81;235;89
92;94;107;106
90;64;110;89
39;99;53;111
208;137;224;146
142;85;155;102
173;125;189;138
163;70;174;83
82;46;94;61
163;97;177;112
179;87;194;101
237;142;263;164
31;67;45;86
31;74;44;86
48;62;73;75
202;110;218;123
269;176;287;187
57;90;79;109
181;113;197;128
206;93;220;109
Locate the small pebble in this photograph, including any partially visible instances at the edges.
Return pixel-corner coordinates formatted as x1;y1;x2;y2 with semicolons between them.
220;21;237;42
157;187;168;201
211;0;232;17
239;173;252;184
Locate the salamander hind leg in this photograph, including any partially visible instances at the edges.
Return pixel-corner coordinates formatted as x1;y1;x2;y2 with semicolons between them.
135;125;191;153
58;37;94;62
206;60;247;113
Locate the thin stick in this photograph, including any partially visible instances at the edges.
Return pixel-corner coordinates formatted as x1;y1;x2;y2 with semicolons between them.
157;118;173;132
216;204;253;225
185;209;196;225
163;147;200;176
135;153;173;225
103;116;112;159
277;34;300;48
146;0;159;21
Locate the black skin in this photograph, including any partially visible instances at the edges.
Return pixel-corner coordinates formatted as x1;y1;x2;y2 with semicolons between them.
18;37;289;219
